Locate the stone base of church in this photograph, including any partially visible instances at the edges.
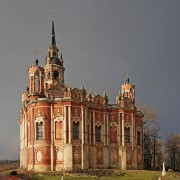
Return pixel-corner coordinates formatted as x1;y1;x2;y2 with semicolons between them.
89;146;97;168
63;144;73;171
103;147;109;168
55;164;63;171
31;164;51;171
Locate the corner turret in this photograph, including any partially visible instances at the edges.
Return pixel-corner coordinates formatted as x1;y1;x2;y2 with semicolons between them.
116;74;135;108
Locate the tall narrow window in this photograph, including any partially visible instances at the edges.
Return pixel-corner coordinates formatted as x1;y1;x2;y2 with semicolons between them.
55;121;62;139
34;72;39;92
95;126;101;142
137;131;141;145
53;50;56;57
73;122;79;140
54;71;59;80
36;122;43;140
124;127;130;143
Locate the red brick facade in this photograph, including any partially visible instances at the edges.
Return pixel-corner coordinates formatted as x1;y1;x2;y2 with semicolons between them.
19;19;143;171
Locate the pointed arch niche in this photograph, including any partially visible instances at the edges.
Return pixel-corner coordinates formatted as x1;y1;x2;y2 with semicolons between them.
110;122;118;143
54;109;63;140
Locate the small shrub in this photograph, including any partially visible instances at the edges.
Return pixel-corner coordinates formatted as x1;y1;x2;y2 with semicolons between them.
167;169;173;172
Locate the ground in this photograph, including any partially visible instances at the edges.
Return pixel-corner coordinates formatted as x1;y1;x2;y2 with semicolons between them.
0;163;179;180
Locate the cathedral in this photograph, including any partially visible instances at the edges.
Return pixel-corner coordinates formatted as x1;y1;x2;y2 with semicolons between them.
19;18;143;171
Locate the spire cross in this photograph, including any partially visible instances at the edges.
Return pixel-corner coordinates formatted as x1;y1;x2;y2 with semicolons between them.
126;71;130;83
60;47;63;59
52;12;55;20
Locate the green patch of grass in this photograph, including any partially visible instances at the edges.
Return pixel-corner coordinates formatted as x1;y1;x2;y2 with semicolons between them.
119;170;161;180
97;171;160;180
1;168;179;180
32;171;161;180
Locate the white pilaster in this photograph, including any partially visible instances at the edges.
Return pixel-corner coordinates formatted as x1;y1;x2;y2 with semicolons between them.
31;105;35;171
118;113;121;146
122;113;124;146
81;107;84;144
85;108;87;144
131;113;134;148
69;106;72;143
93;111;95;145
51;104;54;171
107;113;109;146
103;113;106;146
63;106;67;144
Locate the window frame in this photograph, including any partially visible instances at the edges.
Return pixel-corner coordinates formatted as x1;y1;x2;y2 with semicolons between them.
137;131;141;145
73;121;79;140
95;125;101;143
36;121;44;140
55;121;62;139
124;127;130;143
53;71;59;80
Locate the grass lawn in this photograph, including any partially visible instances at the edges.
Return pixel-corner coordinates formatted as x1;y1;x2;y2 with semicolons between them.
1;168;179;180
31;170;174;180
33;170;180;180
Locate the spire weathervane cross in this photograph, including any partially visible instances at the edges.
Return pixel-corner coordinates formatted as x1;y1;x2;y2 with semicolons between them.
52;12;55;18
126;71;130;83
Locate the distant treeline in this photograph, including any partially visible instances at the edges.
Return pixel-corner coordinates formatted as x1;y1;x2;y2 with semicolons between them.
0;159;19;164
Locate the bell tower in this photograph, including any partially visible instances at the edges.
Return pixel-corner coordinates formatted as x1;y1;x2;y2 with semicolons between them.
28;59;45;96
116;73;135;108
44;17;65;88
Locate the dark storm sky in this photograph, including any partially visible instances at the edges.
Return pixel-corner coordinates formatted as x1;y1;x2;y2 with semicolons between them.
0;0;179;159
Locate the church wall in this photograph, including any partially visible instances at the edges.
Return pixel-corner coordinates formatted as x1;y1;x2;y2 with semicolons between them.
89;146;97;168
103;147;109;168
63;144;73;170
33;146;51;171
82;144;89;169
21;100;143;171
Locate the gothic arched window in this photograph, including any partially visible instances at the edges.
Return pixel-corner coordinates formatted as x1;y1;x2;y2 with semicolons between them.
137;131;141;145
110;126;117;143
53;50;56;57
54;71;59;80
36;122;43;140
124;127;130;143
55;121;62;139
34;71;39;92
95;126;101;142
73;122;79;140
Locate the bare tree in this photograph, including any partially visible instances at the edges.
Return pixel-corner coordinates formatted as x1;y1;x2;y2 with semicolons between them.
155;140;164;169
165;133;180;171
138;104;157;126
137;104;160;169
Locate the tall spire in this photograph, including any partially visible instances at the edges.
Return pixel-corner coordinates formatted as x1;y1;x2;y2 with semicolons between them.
51;15;56;46
60;48;63;60
126;72;130;83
